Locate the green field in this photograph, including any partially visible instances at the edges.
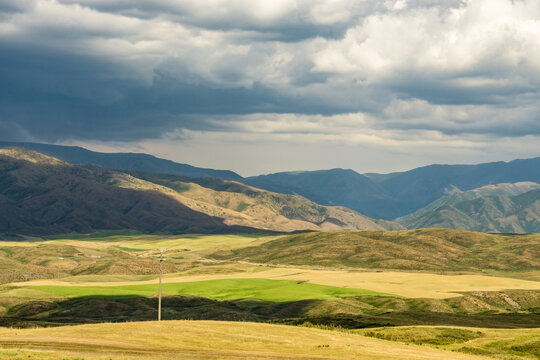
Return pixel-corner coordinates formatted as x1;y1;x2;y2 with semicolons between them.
31;278;393;302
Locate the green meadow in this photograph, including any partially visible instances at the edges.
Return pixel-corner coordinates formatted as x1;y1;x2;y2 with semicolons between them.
31;278;394;302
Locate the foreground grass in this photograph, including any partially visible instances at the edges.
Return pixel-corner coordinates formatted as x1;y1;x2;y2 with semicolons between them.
357;326;540;359
0;320;496;359
30;278;393;302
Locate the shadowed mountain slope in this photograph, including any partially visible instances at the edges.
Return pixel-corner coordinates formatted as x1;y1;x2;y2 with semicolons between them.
246;169;398;219
377;158;540;217
0;148;248;235
398;189;540;233
0;141;241;180
126;171;404;232
0;148;400;235
4;142;538;223
247;158;540;220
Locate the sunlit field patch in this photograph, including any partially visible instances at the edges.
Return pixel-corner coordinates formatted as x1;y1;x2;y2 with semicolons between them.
31;278;394;302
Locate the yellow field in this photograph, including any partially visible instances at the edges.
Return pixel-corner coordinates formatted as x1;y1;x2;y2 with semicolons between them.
0;321;502;360
4;232;540;300
34;233;274;252
14;265;540;299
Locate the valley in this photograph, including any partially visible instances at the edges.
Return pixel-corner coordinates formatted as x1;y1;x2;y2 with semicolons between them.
0;144;539;359
4;2;540;358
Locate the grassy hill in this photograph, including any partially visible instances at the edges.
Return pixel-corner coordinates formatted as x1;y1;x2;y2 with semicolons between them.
0;148;401;235
212;228;540;272
130;171;404;232
398;189;540;233
0;232;539;337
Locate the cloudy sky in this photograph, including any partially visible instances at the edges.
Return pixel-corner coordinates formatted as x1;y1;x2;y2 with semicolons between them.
1;0;539;176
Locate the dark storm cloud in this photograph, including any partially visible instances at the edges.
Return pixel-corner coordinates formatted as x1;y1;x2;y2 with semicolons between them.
0;0;539;144
0;43;347;142
55;0;379;42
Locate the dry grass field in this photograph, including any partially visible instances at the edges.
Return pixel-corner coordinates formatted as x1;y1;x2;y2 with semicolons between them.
0;320;528;359
4;230;540;299
214;229;540;272
14;266;540;299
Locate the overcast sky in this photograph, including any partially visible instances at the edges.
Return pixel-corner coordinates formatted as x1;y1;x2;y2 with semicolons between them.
1;0;539;176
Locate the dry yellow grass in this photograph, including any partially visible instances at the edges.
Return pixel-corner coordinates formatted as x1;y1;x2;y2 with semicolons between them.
4;232;540;299
13;266;540;299
0;320;492;359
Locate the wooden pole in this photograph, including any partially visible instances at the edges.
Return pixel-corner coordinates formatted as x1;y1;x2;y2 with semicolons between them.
158;249;163;321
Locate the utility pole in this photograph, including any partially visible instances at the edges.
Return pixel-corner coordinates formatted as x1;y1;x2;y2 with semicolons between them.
158;248;164;321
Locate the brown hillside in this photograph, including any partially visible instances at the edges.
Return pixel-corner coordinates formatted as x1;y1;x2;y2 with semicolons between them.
0;148;401;235
213;228;540;272
0;148;251;235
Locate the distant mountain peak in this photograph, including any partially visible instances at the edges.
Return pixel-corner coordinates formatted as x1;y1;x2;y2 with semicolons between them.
0;147;67;166
444;185;462;195
0;141;242;180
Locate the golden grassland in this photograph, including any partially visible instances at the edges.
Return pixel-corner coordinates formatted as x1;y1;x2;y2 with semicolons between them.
215;229;540;272
0;233;273;284
12;266;540;299
3;231;540;299
0;320;523;360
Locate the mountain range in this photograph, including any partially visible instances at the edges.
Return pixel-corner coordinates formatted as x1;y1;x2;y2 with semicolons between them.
247;159;540;219
0;147;400;236
398;188;540;233
0;142;242;180
0;142;539;234
397;182;540;226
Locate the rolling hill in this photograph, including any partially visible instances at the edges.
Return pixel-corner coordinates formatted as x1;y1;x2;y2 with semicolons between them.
128;171;404;232
398;189;540;233
0;148;400;235
1;320;522;360
212;229;540;271
0;141;241;180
